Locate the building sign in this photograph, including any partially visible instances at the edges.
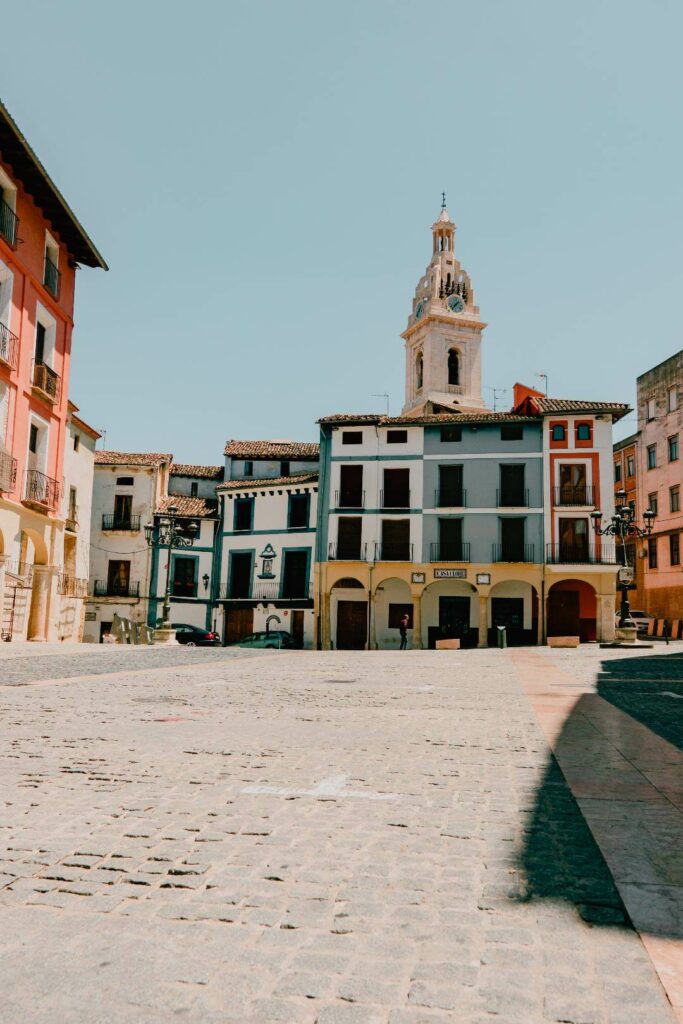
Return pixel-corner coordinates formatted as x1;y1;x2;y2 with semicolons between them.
84;611;96;621
618;566;634;585
411;571;426;583
434;568;467;579
476;572;491;585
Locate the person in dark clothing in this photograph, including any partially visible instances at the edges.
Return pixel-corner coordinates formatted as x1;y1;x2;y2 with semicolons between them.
399;612;410;650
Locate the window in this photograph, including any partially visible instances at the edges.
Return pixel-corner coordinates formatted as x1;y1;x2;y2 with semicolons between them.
552;425;566;442
576;423;592;442
380;518;411;560
629;500;636;517
648;492;658;517
626;456;635;477
233;497;254;532
670;534;680;567
342;431;363;445
280;460;290;477
113;494;132;527
338;464;363;507
387;429;408;444
388;604;413;628
671;486;680;513
116;476;134;486
668;434;679;462
501;425;523;441
43;236;60;298
648;537;658;569
614;462;622;482
447;349;459;386
107;560;130;596
73;433;80;452
647;398;656;421
440;425;462;443
172;556;197;597
35;322;46;365
244;460;253;477
416;351;423;390
499;464;526;506
337;516;362;559
288;492;309;528
382;467;410;508
68;486;77;521
0;172;18;246
668;387;678;413
190;481;198;497
29;424;38;453
647;444;657;470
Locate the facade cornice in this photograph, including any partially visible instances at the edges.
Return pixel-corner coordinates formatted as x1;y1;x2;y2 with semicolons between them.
402;313;487;340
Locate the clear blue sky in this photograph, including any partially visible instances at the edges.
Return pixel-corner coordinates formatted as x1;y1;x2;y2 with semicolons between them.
4;0;682;458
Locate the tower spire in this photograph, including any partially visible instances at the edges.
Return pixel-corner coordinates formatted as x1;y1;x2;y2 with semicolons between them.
441;191;446;210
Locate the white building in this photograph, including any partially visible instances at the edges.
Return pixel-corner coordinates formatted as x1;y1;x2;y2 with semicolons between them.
216;440;319;647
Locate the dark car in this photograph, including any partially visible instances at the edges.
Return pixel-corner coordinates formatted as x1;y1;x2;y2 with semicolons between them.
171;623;221;646
230;630;298;649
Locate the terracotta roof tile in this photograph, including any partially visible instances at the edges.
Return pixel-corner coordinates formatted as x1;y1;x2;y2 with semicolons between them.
171;464;224;480
318;412;536;426
224;440;319;459
532;398;630;418
95;451;172;467
217;472;319;493
155;496;219;518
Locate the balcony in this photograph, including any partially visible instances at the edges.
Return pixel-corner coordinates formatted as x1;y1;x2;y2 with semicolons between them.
23;469;60;512
446;383;464;395
65;508;78;532
492;543;536;563
102;513;141;532
0;451;17;493
374;542;413;561
335;489;365;509
496;488;529;508
546;543;617;565
220;581;313;601
380;490;411;509
58;575;88;598
553;485;595;507
0;322;19;371
93;579;141;598
0;197;18;248
32;361;61;404
430;542;471;562
434;488;466;508
43;256;61;299
328;541;367;561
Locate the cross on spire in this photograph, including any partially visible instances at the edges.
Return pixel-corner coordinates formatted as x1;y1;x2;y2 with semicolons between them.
441;191;446;209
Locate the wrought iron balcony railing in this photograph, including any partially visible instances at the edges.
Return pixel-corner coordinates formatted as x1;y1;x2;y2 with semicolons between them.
0;322;19;371
23;469;60;511
496;488;529;508
334;489;365;508
93;579;141;598
0;197;18;248
0;451;17;493
374;542;413;561
553;485;595;507
58;574;88;598
43;256;61;299
328;541;367;561
65;508;78;532
434;488;466;508
380;489;411;509
430;542;471;562
546;543;617;565
492;543;536;563
32;361;61;403
102;513;141;531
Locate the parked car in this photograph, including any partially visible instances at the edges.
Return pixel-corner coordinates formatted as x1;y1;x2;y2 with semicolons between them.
614;609;654;634
230;630;298;649
171;623;221;646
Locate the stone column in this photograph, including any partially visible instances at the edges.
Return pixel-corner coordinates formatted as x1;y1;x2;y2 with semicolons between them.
27;566;53;642
598;594;615;643
478;593;488;648
368;589;377;650
321;592;331;651
411;590;423;649
0;555;6;639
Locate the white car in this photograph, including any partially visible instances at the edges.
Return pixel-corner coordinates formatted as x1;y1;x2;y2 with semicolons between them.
614;609;654;633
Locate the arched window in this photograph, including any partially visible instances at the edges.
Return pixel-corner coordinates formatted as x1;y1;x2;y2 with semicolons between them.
416;351;423;391
448;349;459;386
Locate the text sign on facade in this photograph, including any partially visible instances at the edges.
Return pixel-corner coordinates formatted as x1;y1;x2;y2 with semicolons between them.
434;568;467;579
476;572;491;585
84;611;96;621
411;571;426;584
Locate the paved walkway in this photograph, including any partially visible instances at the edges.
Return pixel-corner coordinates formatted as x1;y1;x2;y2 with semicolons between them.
0;644;681;1023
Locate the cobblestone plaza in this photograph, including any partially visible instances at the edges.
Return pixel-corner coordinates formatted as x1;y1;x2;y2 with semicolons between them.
1;643;681;1023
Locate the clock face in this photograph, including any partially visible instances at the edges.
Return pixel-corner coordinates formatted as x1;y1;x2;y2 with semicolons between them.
415;300;425;320
447;294;464;313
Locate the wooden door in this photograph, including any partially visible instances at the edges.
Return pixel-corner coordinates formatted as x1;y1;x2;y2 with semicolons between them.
224;607;253;644
439;596;470;640
291;609;304;648
336;600;368;650
339;465;363;507
547;590;580;636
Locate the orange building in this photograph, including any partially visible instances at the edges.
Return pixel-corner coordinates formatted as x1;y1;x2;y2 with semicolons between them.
0;100;106;640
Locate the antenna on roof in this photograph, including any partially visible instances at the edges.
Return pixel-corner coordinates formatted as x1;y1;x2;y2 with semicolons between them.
99;428;107;450
536;372;548;396
483;387;508;412
372;392;390;415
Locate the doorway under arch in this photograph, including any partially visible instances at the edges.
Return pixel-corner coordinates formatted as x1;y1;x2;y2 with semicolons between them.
422;579;478;648
547;579;597;642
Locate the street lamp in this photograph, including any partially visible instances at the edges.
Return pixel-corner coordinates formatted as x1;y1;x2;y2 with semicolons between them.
590;488;655;630
144;504;199;632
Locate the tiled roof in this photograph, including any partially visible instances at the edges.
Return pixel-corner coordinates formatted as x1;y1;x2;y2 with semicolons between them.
318;412;536;426
171;464;224;480
224;440;319;459
532;398;630;418
70;412;101;440
156;496;219;518
95;451;172;467
217;472;319;493
613;432;640;452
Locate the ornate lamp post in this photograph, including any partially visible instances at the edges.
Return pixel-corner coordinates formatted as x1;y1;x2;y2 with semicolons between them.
144;505;199;633
590;488;655;631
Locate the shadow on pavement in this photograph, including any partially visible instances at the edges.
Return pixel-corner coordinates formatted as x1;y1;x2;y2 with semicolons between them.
597;651;683;750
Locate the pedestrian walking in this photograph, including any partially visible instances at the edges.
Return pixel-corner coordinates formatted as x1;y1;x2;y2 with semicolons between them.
399;612;410;650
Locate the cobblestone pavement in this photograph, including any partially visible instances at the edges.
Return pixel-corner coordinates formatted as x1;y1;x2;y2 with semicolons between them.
0;645;680;1023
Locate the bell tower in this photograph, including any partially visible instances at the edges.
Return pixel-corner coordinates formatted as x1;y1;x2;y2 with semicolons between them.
401;199;486;414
